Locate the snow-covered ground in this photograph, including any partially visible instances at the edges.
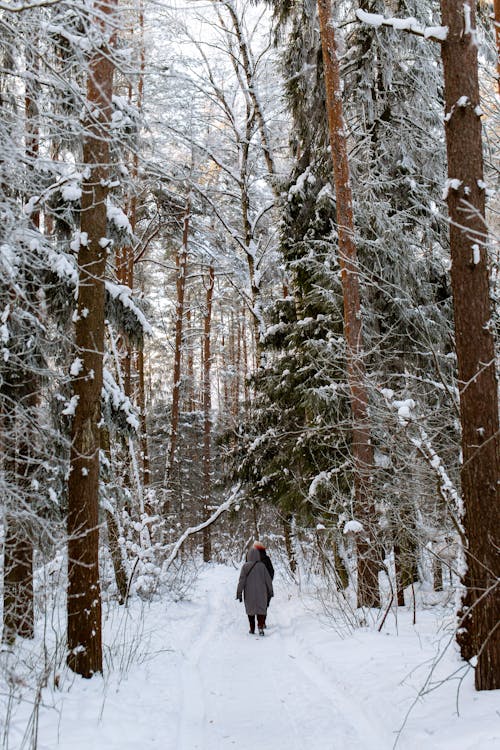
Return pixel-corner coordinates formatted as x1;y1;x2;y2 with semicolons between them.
3;564;499;749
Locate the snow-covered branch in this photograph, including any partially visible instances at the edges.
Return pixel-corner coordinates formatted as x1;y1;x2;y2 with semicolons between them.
161;484;242;575
355;9;448;43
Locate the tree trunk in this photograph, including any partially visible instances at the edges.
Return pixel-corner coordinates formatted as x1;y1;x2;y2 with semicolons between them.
166;195;190;509
2;37;42;643
283;514;297;575
101;428;128;603
394;541;419;607
221;1;279;191
317;0;380;608
67;0;116;678
186;301;195;413
137;345;150;490
3;513;34;643
440;0;500;691
2;409;35;642
202;265;215;562
493;0;500;94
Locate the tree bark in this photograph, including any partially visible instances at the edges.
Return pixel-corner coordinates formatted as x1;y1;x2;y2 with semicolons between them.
2;37;42;643
493;0;500;94
166;194;190;508
317;0;380;608
202;264;215;562
440;0;500;691
283;514;297;575
101;428;128;603
67;0;117;678
2;408;36;642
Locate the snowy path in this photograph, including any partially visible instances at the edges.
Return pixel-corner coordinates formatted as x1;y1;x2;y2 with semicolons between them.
172;567;388;750
26;564;500;750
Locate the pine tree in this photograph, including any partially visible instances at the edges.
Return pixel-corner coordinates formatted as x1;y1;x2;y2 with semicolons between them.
440;0;500;691
66;0;118;678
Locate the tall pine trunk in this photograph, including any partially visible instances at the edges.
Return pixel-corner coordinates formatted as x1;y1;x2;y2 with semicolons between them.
67;0;116;678
440;0;500;691
202;265;215;562
317;0;380;608
166;195;190;509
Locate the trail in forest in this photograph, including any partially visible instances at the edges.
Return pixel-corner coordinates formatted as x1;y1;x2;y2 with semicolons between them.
28;564;500;750
173;566;389;750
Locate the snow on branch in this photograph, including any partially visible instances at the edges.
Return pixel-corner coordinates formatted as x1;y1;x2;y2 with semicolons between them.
161;484;242;575
355;9;448;43
105;281;152;336
0;0;63;11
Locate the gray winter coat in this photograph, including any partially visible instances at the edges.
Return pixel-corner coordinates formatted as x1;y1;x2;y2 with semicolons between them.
236;547;274;615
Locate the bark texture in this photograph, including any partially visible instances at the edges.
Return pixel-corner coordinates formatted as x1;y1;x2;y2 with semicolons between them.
317;0;380;607
166;195;190;506
440;0;500;691
494;0;500;94
67;0;116;678
202;265;215;562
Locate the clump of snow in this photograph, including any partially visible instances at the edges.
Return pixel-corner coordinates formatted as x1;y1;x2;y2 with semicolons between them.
70;232;89;253
308;471;330;499
69;358;83;377
287;167;316;201
442;179;462;200
107;200;132;234
61;394;79;416
102;367;140;430
393;398;415;425
355;9;448;41
61;183;82;202
106;281;152;335
344;519;364;534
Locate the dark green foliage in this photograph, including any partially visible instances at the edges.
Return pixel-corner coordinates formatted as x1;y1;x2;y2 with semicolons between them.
237;155;354;528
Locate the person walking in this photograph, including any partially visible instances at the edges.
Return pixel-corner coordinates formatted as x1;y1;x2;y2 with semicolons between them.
236;546;273;635
253;541;274;581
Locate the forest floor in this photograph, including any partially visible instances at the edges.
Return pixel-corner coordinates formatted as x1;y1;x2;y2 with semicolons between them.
3;564;500;750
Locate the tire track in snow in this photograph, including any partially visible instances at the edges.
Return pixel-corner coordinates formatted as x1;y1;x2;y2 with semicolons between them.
277;621;391;748
176;580;225;750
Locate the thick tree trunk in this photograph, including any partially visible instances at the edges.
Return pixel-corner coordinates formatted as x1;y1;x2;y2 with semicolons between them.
317;0;380;608
67;0;116;678
202;265;215;562
440;0;500;691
